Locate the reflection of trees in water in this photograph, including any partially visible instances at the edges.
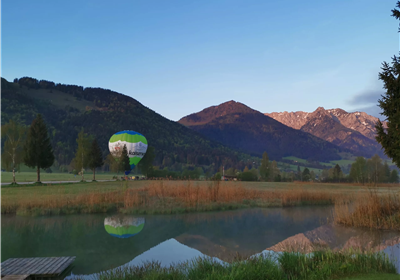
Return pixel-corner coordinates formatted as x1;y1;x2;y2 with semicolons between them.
1;215;104;232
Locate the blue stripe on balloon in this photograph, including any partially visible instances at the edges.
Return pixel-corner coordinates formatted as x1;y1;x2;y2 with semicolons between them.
124;163;136;175
114;130;144;136
109;233;137;238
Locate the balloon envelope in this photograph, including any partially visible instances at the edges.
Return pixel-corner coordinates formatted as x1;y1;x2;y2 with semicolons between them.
108;130;148;175
104;216;145;238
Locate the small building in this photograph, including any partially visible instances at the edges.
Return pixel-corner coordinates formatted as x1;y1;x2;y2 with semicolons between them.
222;175;237;181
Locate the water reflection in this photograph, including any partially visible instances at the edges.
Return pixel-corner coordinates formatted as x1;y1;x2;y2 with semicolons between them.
1;206;399;276
104;216;145;238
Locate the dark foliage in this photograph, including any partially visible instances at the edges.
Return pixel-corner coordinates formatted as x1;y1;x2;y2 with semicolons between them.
1;77;252;173
24;114;55;182
376;2;400;169
88;139;104;180
137;146;155;176
120;145;131;174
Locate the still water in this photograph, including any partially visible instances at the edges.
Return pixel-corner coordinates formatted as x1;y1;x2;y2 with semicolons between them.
2;206;399;277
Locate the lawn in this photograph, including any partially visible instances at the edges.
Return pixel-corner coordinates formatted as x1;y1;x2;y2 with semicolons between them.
338;273;400;280
1;171;121;183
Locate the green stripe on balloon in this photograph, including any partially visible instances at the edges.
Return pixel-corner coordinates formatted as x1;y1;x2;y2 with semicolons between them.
109;133;148;144
104;224;145;236
130;157;142;166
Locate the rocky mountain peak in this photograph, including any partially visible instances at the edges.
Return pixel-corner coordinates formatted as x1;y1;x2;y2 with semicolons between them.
265;107;384;141
178;100;257;126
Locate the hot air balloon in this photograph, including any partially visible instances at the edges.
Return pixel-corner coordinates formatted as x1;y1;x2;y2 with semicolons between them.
104;216;145;238
108;130;148;175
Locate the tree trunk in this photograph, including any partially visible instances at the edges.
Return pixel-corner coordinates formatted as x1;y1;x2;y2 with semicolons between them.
12;151;16;183
12;167;16;183
37;166;40;182
81;168;84;181
93;169;95;181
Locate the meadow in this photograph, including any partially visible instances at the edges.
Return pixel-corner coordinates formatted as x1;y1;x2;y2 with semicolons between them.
1;170;119;182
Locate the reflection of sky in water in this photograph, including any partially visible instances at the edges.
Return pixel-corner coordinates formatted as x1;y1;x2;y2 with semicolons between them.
383;244;400;273
66;239;224;279
2;208;399;277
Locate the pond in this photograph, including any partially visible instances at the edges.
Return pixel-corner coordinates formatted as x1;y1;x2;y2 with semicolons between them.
2;206;399;277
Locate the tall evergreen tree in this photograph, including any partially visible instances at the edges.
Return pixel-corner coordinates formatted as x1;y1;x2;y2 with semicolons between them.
73;128;92;181
333;164;342;182
88;139;104;181
1;120;27;184
269;160;279;181
120;144;131;175
382;161;391;183
302;168;311;181
376;2;400;169
390;169;399;183
138;146;155;177
24;114;54;182
259;152;270;181
297;165;302;181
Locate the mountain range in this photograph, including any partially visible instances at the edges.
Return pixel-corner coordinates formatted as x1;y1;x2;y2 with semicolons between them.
265;107;386;158
178;101;349;162
2;76;387;172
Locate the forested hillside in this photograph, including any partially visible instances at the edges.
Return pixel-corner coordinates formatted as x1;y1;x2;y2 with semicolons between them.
1;77;255;173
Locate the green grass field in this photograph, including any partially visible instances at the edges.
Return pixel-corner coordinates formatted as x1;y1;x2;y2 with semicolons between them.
339;274;400;279
1;171;119;183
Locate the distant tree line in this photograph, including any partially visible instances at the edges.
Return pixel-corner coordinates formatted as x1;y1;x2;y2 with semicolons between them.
1;116;156;183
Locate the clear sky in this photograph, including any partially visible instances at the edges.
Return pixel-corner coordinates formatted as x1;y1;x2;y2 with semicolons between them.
2;0;399;121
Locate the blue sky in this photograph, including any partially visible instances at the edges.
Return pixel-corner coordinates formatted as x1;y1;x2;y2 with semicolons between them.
2;0;399;121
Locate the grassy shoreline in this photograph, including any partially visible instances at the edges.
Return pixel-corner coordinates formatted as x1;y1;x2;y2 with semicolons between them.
70;250;398;280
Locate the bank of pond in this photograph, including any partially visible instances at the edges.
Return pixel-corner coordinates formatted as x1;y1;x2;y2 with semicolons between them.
1;207;399;279
2;181;400;231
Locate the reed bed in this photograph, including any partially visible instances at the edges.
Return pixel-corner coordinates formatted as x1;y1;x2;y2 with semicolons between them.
2;180;347;216
71;250;398;280
120;180;344;214
333;189;400;230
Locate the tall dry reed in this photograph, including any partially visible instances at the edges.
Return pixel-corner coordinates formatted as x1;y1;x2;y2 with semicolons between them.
334;189;400;230
0;180;355;215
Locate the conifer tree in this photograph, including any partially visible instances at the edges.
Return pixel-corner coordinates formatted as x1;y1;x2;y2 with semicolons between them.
88;139;104;181
390;169;399;183
376;2;400;169
297;165;302;181
333;164;342;183
302;168;311;181
138;146;155;177
259;152;270;181
24;114;54;183
73;128;92;181
120;144;131;175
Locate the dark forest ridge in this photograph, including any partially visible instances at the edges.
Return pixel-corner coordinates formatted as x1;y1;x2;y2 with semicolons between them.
1;77;256;174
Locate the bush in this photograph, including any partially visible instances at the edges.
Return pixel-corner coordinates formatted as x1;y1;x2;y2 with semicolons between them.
238;171;258;181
